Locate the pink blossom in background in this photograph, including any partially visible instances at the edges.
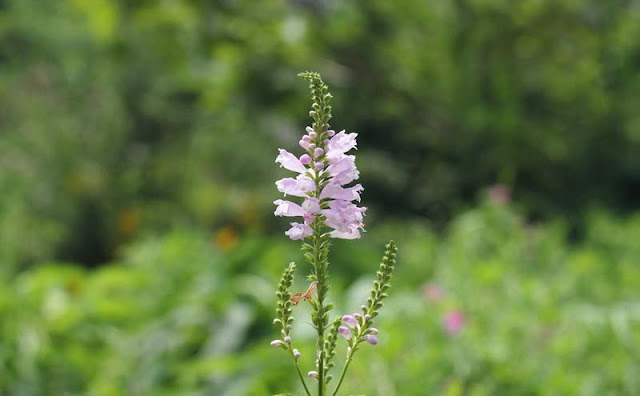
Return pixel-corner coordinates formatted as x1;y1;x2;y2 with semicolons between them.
443;310;466;335
488;184;511;205
422;283;445;302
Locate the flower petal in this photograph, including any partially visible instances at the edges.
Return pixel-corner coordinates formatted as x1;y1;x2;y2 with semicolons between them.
276;149;307;173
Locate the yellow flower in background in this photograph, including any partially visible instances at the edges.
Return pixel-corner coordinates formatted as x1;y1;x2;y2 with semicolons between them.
213;226;238;252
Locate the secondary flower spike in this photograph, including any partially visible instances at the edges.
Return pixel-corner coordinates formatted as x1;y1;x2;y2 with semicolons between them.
274;128;366;240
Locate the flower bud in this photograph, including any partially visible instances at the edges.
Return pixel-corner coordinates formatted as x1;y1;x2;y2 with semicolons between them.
364;334;378;345
305;126;314;133
309;131;317;139
308;143;316;150
299;140;310;150
338;326;351;340
327;129;336;137
364;314;371;321
270;340;285;348
308;371;319;379
284;336;292;344
368;327;379;335
342;315;357;328
293;349;301;359
300;154;312;165
314;161;324;170
313;147;324;158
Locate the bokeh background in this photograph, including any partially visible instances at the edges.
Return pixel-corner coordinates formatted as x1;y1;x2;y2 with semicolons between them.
1;0;640;395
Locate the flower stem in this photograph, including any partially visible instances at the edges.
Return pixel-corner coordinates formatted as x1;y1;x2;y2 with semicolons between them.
331;347;356;396
291;350;312;396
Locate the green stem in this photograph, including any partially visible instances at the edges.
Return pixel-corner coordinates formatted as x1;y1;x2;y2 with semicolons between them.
331;347;356;396
291;351;312;396
313;230;326;396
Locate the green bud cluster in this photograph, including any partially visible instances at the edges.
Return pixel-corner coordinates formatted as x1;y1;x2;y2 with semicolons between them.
362;240;396;324
274;262;296;340
322;317;342;385
298;71;332;134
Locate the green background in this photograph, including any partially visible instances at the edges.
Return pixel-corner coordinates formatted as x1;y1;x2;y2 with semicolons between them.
0;0;638;395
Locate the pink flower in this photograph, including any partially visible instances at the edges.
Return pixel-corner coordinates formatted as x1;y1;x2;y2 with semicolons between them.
422;283;444;302
342;314;358;328
488;184;511;205
275;175;315;197
274;122;365;240
327;155;359;185
274;200;305;217
443;310;466;335
320;183;363;202
276;149;307;173
322;200;366;238
285;222;313;240
326;130;358;159
338;326;352;339
301;197;321;214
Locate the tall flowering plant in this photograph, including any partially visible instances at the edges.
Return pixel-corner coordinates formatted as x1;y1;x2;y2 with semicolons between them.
271;72;397;396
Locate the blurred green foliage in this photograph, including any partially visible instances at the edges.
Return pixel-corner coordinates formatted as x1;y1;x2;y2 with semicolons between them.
0;203;638;395
1;1;639;394
1;0;639;268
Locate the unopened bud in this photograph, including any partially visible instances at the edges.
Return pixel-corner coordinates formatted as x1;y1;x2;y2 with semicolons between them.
300;154;312;165
338;326;352;340
364;334;378;345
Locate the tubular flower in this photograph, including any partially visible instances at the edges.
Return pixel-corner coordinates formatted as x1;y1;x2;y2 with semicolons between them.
275;128;366;240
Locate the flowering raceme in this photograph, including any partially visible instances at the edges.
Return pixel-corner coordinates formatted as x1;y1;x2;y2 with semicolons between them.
271;72;396;396
274;129;366;240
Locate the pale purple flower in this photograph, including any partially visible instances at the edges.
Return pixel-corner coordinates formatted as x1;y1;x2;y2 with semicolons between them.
326;130;357;158
322;200;366;239
342;315;358;328
444;310;466;335
276;149;307;173
285;222;313;240
275;122;366;240
274;200;305;217
275;176;315;197
301;197;321;214
363;334;378;345
338;326;352;339
327;155;359;185
320;183;363;202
